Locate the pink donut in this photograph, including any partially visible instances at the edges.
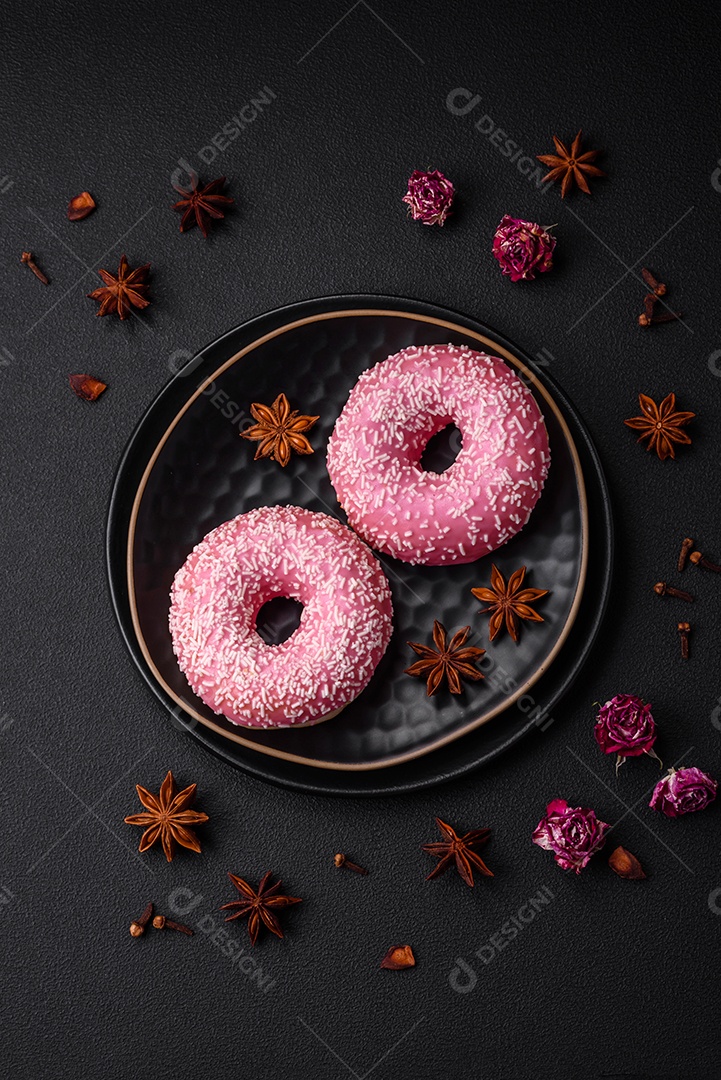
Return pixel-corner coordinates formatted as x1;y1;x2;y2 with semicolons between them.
327;343;550;566
169;506;393;728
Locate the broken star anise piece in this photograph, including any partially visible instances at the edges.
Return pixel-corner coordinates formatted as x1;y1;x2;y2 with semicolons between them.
405;620;484;696
471;565;549;643
124;770;209;862
624;392;695;460
173;175;234;238
537;129;605;197
87;254;151;319
608;845;646;880
67;191;96;220
220;871;302;946
69;373;107;401
241;392;319;466
421;817;493;887
381;945;416;970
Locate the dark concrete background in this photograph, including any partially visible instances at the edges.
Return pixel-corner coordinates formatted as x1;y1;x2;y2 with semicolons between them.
1;2;720;1077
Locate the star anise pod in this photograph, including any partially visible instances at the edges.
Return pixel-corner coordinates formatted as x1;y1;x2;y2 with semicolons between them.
624;392;695;460
87;254;151;319
241;393;319;466
124;770;209;862
405;620;484;696
537;129;605;197
220;871;302;946
471;565;549;643
421;817;493;887
172;175;234;238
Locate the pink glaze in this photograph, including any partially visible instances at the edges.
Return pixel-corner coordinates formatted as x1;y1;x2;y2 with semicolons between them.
169;506;393;728
327;343;550;566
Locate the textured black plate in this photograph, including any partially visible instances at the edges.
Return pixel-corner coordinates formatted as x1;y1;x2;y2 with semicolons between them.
107;296;613;795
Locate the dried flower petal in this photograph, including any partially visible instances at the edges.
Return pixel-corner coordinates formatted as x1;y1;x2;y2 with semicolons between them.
608;846;646;879
69;374;107;401
67;192;96;221
380;945;415;970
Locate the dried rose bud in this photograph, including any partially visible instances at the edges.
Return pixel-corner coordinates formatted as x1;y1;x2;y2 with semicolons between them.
492;215;556;281
380;945;415;970
594;693;661;773
608;846;646;880
532;799;610;874
67;191;96;221
402;169;454;226
649;766;717;818
69;374;107;401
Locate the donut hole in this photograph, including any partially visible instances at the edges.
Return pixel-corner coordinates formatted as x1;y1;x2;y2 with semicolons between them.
255;596;304;645
419;422;463;474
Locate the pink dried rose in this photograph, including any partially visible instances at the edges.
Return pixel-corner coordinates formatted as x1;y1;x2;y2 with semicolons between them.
532;799;610;873
492;215;556;281
594;693;661;772
402;169;454;226
649;766;717;818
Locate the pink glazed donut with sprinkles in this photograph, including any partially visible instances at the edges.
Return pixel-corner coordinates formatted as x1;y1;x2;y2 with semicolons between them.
326;343;551;566
169;506;393;728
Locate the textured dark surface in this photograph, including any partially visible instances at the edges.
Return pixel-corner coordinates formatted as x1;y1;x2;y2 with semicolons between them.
2;2;721;1078
119;301;595;776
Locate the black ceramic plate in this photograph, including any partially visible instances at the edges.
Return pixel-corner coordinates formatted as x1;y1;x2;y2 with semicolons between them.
107;296;613;795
